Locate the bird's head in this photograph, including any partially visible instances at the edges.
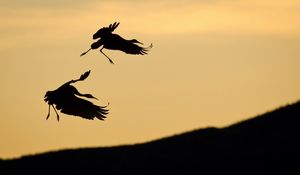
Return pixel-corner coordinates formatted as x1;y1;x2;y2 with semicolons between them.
44;91;53;103
91;40;103;49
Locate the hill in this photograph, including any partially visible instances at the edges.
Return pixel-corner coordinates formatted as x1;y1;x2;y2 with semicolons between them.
1;101;300;174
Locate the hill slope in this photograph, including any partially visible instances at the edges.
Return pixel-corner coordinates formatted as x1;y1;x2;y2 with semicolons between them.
1;101;300;174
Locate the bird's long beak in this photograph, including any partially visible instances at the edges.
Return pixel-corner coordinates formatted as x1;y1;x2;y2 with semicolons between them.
80;48;92;56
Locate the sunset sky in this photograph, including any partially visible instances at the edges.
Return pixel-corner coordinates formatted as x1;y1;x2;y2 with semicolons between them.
1;0;300;159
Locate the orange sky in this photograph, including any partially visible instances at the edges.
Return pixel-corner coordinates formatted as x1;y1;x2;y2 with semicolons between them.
1;0;300;159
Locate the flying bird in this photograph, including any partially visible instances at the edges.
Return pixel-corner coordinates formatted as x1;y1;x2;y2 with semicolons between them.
44;70;109;121
80;22;152;64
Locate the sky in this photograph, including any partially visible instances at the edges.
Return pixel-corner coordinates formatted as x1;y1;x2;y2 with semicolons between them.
0;0;300;159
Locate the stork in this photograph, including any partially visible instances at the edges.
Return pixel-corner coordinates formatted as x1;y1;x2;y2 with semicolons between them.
44;70;109;121
81;22;152;64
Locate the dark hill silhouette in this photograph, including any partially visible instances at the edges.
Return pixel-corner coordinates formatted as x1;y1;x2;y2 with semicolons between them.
1;101;300;174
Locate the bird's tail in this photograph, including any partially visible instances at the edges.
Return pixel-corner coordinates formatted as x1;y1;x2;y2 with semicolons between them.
80;48;92;56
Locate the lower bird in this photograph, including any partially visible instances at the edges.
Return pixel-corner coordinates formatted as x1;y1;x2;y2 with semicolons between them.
80;22;152;64
44;70;109;121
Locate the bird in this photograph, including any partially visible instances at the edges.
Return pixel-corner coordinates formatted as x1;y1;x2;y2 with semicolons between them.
80;22;152;64
44;70;109;121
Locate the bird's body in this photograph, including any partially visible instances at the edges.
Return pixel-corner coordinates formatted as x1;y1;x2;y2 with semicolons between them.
44;71;108;121
97;34;149;55
81;22;152;64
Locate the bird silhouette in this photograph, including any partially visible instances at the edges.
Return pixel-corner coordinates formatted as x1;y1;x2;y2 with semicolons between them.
80;22;152;64
44;70;109;121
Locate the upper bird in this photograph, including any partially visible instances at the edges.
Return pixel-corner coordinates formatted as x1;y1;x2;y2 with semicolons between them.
80;22;152;64
44;70;109;121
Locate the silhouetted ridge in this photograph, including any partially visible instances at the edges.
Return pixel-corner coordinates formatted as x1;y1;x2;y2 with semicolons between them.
1;101;300;174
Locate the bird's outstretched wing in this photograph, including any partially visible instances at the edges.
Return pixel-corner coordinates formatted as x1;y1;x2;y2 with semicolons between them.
119;41;152;55
108;22;119;31
105;34;152;55
59;95;109;120
93;22;120;39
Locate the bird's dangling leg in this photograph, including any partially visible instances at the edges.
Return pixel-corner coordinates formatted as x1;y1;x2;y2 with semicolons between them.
100;48;114;64
46;105;51;120
51;105;60;122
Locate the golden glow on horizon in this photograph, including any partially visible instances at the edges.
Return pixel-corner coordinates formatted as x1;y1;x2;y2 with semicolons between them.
0;0;300;158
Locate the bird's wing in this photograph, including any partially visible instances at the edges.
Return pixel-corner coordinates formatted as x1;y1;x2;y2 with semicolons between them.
59;95;109;120
119;41;152;55
93;22;120;39
108;22;119;32
99;22;120;33
105;35;151;55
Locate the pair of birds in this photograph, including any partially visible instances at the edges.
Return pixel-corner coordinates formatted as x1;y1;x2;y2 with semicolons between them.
44;22;152;121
